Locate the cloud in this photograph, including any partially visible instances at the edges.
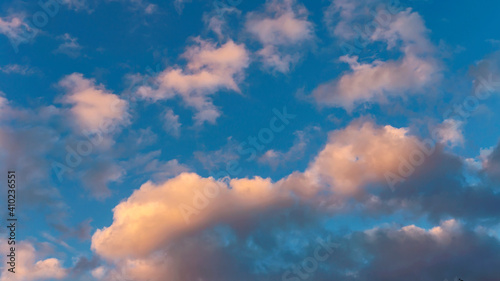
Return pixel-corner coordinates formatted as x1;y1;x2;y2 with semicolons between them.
53;33;83;58
59;73;129;132
174;0;192;15
345;220;500;281
91;173;291;260
469;50;500;97
308;219;500;281
163;109;181;137
370;144;500;224
324;0;383;39
259;127;318;168
59;0;90;12
245;0;314;73
88;122;401;249
91;121;428;262
0;15;35;49
0;240;67;281
194;137;240;170
203;6;241;41
70;255;101;277
52;219;93;241
0;84;190;200
114;0;159;13
92;202;500;281
313;8;440;110
136;38;249;125
141;156;189;181
246;0;313;45
120;149;190;185
0;64;36;75
306;120;424;196
144;3;157;14
90;118;500;280
2;77;131;200
0;94;8;116
433;118;464;147
81;161;124;198
482;141;500;184
0;105;68;211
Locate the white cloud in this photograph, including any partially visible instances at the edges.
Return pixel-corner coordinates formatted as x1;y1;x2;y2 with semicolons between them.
91;266;107;279
0;94;8;117
163;109;181;137
324;0;380;39
0;15;35;50
91;119;430;261
245;0;314;73
313;9;440;110
194;137;240;170
59;0;89;11
246;5;313;45
0;64;36;75
0;240;67;281
89;117;500;280
203;7;241;41
433;118;464;147
259;127;317;168
136;38;249;125
256;45;300;73
91;173;290;260
174;0;192;14
53;33;83;58
306;120;424;195
144;3;157;14
59;73;129;132
365;219;463;247
122;150;190;183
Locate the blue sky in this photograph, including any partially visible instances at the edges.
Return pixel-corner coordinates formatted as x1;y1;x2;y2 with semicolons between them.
1;0;500;280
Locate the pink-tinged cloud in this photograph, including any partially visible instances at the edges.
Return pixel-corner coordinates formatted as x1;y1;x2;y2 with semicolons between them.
306;120;425;195
59;73;129;132
245;0;314;73
0;240;67;281
314;9;440;110
91;173;291;260
136;39;249;125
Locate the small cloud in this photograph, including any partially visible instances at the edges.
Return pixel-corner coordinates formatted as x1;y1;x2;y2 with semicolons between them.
486;39;500;46
135;39;249;125
433;118;464;147
174;0;192;15
245;0;314;73
259;127;319;168
194;137;240;170
91;266;107;279
58;73;129;132
54;33;83;58
0;14;37;50
51;219;93;241
313;9;439;110
59;0;90;12
122;150;190;182
163;108;181;137
144;3;157;14
0;64;36;75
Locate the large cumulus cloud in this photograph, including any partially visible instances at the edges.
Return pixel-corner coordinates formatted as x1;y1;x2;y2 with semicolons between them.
91;119;500;280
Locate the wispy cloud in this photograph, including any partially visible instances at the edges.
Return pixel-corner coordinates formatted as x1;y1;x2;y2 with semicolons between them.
245;0;315;73
0;64;37;75
135;38;249;125
314;7;440;110
53;33;83;58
